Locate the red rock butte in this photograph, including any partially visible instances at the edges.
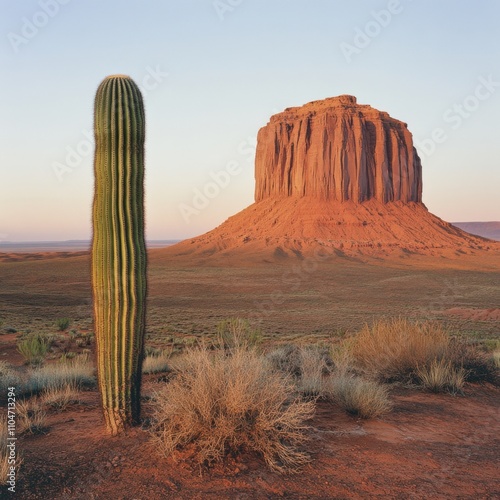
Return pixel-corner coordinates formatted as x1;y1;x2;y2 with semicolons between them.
164;95;498;262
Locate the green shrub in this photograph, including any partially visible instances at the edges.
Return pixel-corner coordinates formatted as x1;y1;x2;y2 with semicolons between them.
17;334;50;366
56;318;71;331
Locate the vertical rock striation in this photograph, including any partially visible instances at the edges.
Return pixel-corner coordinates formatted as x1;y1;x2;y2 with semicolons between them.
255;95;422;203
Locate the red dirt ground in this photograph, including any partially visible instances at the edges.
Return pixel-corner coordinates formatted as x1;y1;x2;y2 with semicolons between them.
4;380;499;499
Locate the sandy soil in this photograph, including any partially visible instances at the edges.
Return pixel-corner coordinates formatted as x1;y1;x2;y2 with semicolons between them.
1;250;499;498
3;380;499;499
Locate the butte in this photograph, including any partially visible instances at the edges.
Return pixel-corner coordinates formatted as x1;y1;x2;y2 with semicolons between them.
160;95;498;264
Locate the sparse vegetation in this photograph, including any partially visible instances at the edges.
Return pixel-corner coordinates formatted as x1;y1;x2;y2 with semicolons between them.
216;318;262;349
142;349;171;374
326;374;393;418
26;355;95;394
17;334;50;366
41;384;81;410
0;361;22;395
348;318;450;383
150;345;315;473
56;318;71;331
0;418;10;486
416;358;466;394
16;399;47;435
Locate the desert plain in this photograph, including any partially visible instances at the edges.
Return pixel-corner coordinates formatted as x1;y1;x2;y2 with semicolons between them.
0;243;499;499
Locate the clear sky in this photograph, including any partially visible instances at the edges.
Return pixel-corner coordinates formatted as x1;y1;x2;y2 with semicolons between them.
1;0;499;242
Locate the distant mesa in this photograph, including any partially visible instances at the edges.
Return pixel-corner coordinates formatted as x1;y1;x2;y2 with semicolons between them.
163;95;498;262
255;95;422;204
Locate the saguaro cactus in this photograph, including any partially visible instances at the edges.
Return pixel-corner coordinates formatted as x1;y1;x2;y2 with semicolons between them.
91;75;147;435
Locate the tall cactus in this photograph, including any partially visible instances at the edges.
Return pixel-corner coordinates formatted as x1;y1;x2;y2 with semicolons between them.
91;75;147;435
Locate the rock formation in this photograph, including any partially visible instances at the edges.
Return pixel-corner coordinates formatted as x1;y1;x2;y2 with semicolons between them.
255;95;422;203
162;95;498;262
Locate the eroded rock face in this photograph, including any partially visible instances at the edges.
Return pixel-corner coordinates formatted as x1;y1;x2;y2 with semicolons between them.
255;95;422;203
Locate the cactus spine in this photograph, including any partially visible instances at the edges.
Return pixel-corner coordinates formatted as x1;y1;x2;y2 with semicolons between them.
91;75;147;435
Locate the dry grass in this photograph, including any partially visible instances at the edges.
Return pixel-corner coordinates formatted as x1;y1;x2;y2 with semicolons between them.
416;359;467;394
16;399;47;435
216;318;262;349
326;374;393;419
143;349;172;374
150;346;315;473
0;418;10;486
0;361;22;395
348;318;450;382
41;384;81;410
26;355;95;394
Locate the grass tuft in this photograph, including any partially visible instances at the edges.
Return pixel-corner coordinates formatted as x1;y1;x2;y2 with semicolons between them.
326;374;393;419
41;383;81;410
416;358;466;394
143;349;172;374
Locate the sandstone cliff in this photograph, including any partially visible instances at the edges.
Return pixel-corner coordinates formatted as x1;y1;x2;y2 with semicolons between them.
255;95;422;203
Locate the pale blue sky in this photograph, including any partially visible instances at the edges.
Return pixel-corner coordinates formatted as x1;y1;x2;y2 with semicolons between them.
1;0;499;241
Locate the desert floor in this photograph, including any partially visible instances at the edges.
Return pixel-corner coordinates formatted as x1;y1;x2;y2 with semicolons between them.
1;249;499;498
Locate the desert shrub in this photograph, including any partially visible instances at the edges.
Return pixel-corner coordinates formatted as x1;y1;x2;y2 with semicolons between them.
26;355;95;394
266;344;303;376
447;339;498;384
326;374;393;418
16;399;47;435
150;346;315;473
416;358;466;394
41;383;81;410
266;344;333;396
17;334;50;366
216;318;262;349
143;349;171;374
56;318;71;331
0;362;22;395
297;346;331;396
348;318;450;382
